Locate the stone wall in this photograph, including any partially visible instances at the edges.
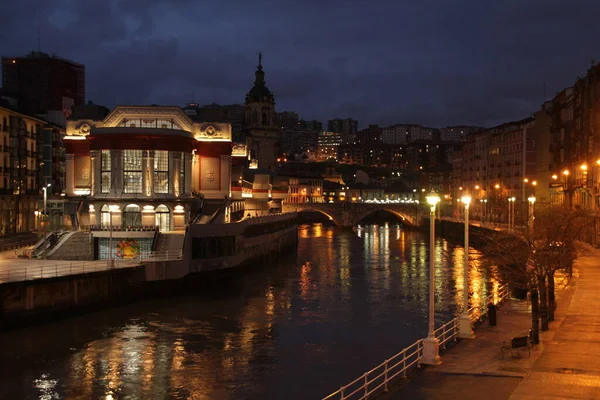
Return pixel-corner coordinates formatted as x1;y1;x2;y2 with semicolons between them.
0;266;147;330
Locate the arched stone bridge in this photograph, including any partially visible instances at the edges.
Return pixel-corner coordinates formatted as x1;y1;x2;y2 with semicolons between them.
282;202;425;228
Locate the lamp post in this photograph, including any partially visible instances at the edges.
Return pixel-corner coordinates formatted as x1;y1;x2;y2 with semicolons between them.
34;211;39;231
422;190;442;365
459;193;474;338
42;184;51;259
528;196;536;234
42;183;51;230
507;197;516;231
108;205;117;268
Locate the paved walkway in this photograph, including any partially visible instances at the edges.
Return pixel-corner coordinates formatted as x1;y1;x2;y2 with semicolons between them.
381;245;600;399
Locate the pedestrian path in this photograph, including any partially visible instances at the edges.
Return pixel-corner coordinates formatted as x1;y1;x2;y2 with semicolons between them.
380;256;585;399
508;244;600;399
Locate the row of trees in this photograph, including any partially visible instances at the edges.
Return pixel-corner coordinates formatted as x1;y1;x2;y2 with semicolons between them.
478;204;594;343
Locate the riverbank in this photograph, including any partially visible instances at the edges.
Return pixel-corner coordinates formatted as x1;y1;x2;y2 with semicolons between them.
0;215;299;331
380;242;600;399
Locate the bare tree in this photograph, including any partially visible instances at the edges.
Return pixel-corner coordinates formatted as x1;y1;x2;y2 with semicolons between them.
476;204;594;343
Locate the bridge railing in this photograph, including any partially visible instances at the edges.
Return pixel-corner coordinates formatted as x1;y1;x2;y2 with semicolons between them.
321;283;511;400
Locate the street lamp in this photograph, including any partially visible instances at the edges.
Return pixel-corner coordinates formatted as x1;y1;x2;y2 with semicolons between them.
459;193;474;338
42;184;51;259
528;196;536;234
34;210;39;230
108;205;119;268
508;197;516;231
422;190;441;365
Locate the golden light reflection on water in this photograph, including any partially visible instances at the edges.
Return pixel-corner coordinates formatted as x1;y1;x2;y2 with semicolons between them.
11;223;503;400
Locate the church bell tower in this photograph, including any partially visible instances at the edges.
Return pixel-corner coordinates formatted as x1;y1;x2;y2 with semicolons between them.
244;53;279;171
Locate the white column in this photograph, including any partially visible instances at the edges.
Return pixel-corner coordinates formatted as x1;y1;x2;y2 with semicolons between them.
422;199;441;365
459;201;474;338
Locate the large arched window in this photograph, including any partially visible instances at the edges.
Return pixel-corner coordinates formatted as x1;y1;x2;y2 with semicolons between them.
122;204;141;228
100;205;110;228
155;204;170;232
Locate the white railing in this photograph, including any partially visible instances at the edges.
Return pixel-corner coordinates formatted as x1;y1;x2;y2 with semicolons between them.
0;259;136;284
322;283;511;400
468;283;511;322
138;250;183;262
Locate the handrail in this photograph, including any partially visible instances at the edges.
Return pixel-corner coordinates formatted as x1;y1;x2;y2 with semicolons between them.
138;250;183;262
0;259;137;284
321;283;511;400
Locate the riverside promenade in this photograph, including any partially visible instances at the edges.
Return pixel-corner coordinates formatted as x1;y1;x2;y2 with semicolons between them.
381;244;600;399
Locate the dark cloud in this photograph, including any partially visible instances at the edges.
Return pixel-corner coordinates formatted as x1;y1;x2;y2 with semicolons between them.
1;0;600;128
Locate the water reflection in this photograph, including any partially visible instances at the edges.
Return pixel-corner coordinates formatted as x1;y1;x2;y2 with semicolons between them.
0;224;499;400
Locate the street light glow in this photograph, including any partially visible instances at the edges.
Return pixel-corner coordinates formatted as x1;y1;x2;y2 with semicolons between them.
461;194;472;206
494;183;500;189
581;164;588;171
528;196;536;204
563;170;570;176
552;174;558;180
426;190;440;207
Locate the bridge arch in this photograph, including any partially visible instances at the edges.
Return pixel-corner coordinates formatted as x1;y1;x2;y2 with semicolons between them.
352;208;416;227
294;208;343;226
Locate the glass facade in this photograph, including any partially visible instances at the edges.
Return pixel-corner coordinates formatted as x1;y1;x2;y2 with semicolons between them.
154;151;169;193
123;150;143;193
98;237;153;260
101;150;111;193
117;118;182;130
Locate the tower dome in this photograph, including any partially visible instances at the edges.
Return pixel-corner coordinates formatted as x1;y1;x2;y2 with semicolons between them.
245;52;274;104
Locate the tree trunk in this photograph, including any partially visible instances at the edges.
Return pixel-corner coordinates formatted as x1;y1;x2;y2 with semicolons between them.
548;272;556;322
530;288;540;344
539;277;549;331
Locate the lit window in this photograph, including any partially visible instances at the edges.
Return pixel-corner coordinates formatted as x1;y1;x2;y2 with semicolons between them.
123;150;143;193
101;150;111;193
154;150;169;193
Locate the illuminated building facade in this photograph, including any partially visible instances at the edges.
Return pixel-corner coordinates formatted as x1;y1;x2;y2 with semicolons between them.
64;105;233;236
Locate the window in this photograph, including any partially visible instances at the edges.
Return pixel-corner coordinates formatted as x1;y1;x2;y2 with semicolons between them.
154;151;169;193
155;204;170;231
123;150;143;193
179;152;185;195
101;150;111;193
122;204;141;227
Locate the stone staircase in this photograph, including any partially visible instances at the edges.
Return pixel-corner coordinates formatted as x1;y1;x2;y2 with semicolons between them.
155;232;185;256
47;231;94;260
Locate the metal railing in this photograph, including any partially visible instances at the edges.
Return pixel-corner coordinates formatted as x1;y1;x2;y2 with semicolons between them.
138;250;183;262
80;225;158;232
468;283;511;322
322;283;511;400
0;259;136;284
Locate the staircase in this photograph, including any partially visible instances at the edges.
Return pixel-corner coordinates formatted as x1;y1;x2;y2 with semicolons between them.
46;231;94;260
154;232;185;257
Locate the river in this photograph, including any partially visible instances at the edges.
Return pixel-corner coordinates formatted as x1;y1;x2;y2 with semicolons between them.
0;223;500;400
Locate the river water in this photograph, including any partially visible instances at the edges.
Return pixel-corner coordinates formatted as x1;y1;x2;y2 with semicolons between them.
0;223;500;400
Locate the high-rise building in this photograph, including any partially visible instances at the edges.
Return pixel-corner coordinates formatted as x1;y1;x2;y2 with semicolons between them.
355;124;381;145
439;126;480;142
327;118;357;136
2;51;85;126
298;119;322;131
183;103;245;143
275;111;299;130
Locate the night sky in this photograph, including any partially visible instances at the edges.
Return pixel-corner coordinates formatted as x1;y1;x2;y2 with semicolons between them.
1;0;600;128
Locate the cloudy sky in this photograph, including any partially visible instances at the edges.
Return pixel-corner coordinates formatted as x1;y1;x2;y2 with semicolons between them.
1;0;599;128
